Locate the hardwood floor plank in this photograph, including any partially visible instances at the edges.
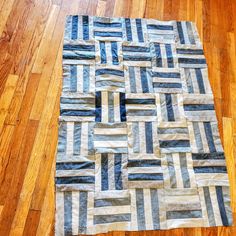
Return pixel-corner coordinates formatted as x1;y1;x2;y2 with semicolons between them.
0;119;39;236
0;74;18;132
32;5;61;74
29;4;66;120
9;37;62;236
0;73;41;205
0;0;16;36
23;209;41;236
223;118;236;212
4;0;53;125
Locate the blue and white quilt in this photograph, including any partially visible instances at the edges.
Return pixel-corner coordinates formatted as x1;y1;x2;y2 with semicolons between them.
55;16;232;235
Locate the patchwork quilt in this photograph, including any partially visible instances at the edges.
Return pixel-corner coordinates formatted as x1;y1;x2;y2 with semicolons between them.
55;16;232;235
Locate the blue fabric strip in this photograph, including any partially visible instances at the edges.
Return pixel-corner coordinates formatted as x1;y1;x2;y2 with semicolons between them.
125;18;132;41
216;186;229;226
64;192;72;235
60;110;95;116
73;123;81;154
56;161;94;170
159;140;190;148
153;82;182;88
177;21;185;44
114;153;123;190
70;65;77;92
95;91;102;122
152;72;180;78
79;191;88;233
56;176;95;184
128;173;163;181
63;54;95;60
165;94;175;121
140;67;149;93
82;15;89;40
94;31;122;37
111;41;119;65
128;159;161;167
99;41;107;64
154;43;162;67
150;189;160;229
184;104;215;111
177;48;204;55
178;58;206;64
167;210;202;219
145;122;153;153
94;21;122;28
192;152;225;160
136;189;146;230
96;68;124;76
135;19;144;42
195;68;206;93
203;122;217;152
120;92;126;122
122;45;150;52
123;55;151;61
63;44;95;51
194;166;227;173
83;65;90;93
147;24;173;30
71;15;78;40
165;44;174;67
101;153;109;191
126;98;156;104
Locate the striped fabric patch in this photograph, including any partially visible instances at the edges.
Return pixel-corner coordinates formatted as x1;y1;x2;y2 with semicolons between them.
188;121;223;153
156;93;185;123
60;93;95;121
64;15;93;41
123;18;147;43
130;188;165;230
95;153;128;191
181;68;212;94
57;122;94;156
93;122;128;153
152;68;182;93
127;155;163;188
176;21;201;46
192;152;228;186
95;41;122;65
56;155;95;191
63;64;95;93
56;15;232;235
162;153;196;188
93;17;123;41
95;91;126;122
147;19;176;43
177;45;207;68
127;122;159;155
95;65;125;92
122;42;152;67
93;191;131;232
157;123;191;153
125;93;157;121
183;94;217;121
63;41;95;65
150;42;177;68
125;66;153;93
165;188;204;228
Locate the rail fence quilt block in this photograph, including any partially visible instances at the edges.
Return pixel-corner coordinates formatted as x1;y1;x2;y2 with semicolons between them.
55;15;233;235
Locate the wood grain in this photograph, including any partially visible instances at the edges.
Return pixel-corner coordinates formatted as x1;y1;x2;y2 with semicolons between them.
0;0;235;235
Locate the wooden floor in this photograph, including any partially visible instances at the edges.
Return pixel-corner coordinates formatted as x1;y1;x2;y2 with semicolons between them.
0;0;235;235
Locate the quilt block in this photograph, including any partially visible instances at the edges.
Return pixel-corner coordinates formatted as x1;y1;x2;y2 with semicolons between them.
55;15;232;235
